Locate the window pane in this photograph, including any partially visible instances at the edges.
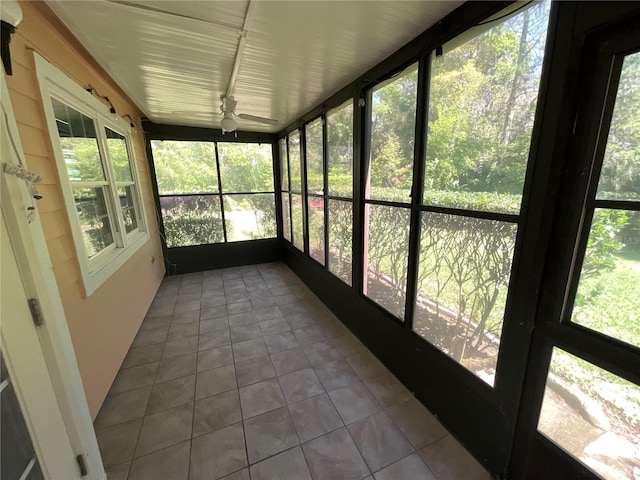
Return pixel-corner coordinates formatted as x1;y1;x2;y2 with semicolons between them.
327;101;353;197
597;52;640;201
280;138;289;191
118;186;138;234
218;143;274;193
73;187;114;257
571;209;640;349
424;1;551;214
223;194;276;241
282;193;291;242
364;204;410;319
308;196;325;265
160;195;224;247
105;128;132;182
151;140;218;194
291;193;304;251
289;132;302;192
328;199;352;285
413;212;517;385
306;119;324;194
538;348;640;480
368;64;418;203
51;98;105;182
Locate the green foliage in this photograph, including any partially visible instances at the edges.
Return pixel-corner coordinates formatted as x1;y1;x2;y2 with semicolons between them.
151;141;219;194
161;196;225;247
218;143;274;192
327;102;354;197
581;210;628;279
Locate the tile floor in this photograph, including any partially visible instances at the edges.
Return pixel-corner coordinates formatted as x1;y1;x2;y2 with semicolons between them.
96;262;491;480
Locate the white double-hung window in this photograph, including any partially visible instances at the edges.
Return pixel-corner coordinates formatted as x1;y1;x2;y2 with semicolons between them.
35;54;148;295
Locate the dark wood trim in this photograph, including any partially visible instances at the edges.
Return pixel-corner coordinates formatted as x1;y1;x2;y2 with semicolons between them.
142;120;277;143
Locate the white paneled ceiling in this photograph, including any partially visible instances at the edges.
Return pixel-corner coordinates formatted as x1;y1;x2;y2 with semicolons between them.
46;0;464;132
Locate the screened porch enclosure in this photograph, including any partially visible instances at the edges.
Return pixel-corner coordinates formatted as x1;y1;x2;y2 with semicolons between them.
138;2;640;479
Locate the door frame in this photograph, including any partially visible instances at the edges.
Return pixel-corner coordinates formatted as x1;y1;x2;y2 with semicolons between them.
1;71;105;479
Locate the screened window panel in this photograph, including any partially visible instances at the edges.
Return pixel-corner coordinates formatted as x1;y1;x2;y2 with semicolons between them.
423;1;551;214
282;193;291;242
306;119;324;194
327;101;354;198
413;212;518;385
291;193;304;251
308;196;325;265
151;140;218;194
280;137;289;191
223;194;277;241
364;204;411;319
160;195;224;247
218;143;274;193
328;199;353;285
367;64;418;203
289;132;302;193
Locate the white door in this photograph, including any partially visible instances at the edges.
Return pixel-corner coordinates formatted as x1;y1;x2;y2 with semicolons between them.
1;213;81;479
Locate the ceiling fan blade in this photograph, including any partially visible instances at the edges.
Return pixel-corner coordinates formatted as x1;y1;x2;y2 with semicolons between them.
237;113;278;126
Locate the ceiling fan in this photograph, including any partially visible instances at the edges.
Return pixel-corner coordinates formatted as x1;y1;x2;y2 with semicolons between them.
219;95;278;133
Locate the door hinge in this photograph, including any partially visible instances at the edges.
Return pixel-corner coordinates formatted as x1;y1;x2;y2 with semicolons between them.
76;454;87;476
27;298;43;326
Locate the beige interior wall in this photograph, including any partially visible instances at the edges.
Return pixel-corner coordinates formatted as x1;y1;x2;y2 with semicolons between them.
5;1;165;418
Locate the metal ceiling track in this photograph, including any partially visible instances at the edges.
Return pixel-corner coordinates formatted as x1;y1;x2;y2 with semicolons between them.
225;0;255;99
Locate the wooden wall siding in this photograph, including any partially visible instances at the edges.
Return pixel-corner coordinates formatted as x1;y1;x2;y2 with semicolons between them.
5;0;165;418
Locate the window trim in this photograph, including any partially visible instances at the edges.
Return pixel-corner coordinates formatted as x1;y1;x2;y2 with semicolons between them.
35;53;149;297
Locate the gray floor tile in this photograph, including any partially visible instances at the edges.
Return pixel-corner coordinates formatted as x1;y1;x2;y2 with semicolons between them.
140;315;172;332
363;371;412;408
347;412;413;472
264;332;300;354
288;393;344;443
346;351;387;379
104;461;130;480
251;297;277;309
220;468;250;480
198;345;234;372
227;301;253;315
250;446;312;480
332;334;366;357
190;423;247;480
253;306;283;322
196;364;237;399
294;326;327;346
132;327;168;348
285;313;316;330
95;387;152;429
228;311;257;327
129;441;190;480
231;324;262;343
419;435;491;480
315;358;360;392
200;305;227;320
258;318;290;336
329;382;382;425
271;348;311;376
244;406;299;464
226;293;250;304
167;322;199;341
302;340;342;367
200;295;226;308
235;354;276;387
302;427;369;480
163;336;199;359
136;402;193;457
193;390;242;437
122;344;164;369
199;317;229;334
198;329;231;351
387;398;448;449
147;375;195;414
110;362;158;395
96;418;142;467
279;302;309;316
156;353;197;384
232;338;268;362
174;299;200;314
172;311;200;325
239;378;286;419
279;368;325;404
374;453;436;480
274;294;299;306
